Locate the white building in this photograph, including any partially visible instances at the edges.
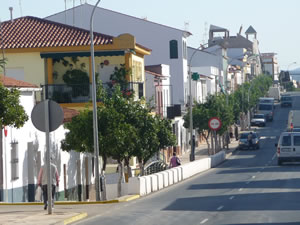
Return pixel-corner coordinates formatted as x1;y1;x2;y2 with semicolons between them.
46;3;191;108
261;53;279;80
0;75;95;202
145;64;171;118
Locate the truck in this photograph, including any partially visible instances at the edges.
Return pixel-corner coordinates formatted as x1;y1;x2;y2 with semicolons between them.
267;86;281;102
257;103;274;121
281;94;293;107
287;110;300;131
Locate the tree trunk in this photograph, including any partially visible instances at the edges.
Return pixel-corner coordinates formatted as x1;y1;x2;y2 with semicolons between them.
117;160;124;198
203;132;210;156
101;156;107;201
138;159;144;176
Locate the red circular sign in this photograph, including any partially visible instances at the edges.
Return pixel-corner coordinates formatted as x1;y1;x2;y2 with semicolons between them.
208;117;222;130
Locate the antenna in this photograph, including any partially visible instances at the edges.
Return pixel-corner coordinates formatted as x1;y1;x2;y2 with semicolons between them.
19;0;23;17
184;21;189;32
238;24;243;35
202;21;208;45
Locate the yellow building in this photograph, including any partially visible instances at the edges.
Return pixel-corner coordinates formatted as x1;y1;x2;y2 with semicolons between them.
0;16;151;109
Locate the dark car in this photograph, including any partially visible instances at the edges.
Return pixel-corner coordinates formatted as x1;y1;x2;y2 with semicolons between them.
281;95;292;107
238;131;260;150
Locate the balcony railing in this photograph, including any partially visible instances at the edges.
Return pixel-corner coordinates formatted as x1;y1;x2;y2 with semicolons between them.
42;82;144;104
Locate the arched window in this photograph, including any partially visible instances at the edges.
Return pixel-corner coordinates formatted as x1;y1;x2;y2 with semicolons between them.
169;40;178;59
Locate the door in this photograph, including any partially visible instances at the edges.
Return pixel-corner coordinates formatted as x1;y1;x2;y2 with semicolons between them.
292;134;300;157
280;134;293;157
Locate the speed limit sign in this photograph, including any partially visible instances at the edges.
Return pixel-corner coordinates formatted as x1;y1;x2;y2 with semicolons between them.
208;117;222;130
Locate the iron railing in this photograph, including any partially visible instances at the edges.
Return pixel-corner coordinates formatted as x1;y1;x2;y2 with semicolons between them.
42;82;144;103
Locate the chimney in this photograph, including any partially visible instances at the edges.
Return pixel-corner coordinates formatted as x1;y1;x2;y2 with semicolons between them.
9;7;13;22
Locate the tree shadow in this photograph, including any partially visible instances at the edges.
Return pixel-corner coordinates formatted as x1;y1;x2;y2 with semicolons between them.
188;178;300;190
163;192;300;211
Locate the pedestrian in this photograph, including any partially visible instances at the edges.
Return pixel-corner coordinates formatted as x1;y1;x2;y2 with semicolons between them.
38;158;59;210
169;152;181;168
235;125;239;141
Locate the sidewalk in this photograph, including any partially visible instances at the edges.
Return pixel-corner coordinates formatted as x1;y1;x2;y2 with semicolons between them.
0;139;239;225
179;137;239;165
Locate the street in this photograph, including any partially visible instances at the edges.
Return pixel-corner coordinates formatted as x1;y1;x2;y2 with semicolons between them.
76;92;300;225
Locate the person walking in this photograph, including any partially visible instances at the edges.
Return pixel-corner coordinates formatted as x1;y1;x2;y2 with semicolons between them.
38;158;59;210
169;152;181;168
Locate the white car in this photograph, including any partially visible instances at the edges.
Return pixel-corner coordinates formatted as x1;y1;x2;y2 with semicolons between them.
251;114;266;127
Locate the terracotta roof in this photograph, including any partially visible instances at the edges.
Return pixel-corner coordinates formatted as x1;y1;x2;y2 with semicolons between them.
0;75;38;88
62;107;79;123
0;16;113;49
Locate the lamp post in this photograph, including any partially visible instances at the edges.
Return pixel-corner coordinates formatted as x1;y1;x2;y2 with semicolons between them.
247;82;254;130
90;0;102;201
188;46;204;161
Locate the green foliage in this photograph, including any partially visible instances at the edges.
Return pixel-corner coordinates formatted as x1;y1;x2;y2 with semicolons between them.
0;83;28;128
184;74;272;136
0;58;7;71
61;84;176;171
63;69;90;97
109;64;134;98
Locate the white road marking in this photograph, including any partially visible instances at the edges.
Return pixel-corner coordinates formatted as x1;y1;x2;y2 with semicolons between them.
252;175;256;179
217;205;224;210
200;218;209;224
239;188;243;191
229;196;235;200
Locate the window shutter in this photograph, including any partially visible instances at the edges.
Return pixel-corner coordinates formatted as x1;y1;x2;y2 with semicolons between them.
170;40;178;59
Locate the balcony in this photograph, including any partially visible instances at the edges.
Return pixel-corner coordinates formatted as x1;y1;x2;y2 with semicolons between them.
42;82;144;104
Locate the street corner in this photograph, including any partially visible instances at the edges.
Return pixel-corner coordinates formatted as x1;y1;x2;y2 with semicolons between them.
64;212;88;225
117;195;140;202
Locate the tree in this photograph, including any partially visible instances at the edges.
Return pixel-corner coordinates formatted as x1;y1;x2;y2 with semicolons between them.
0;83;29;183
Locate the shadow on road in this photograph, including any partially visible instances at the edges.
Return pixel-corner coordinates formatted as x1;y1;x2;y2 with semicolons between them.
163;192;300;211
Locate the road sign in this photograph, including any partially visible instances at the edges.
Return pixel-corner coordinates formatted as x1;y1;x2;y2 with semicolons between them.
31;100;64;132
208;117;222;130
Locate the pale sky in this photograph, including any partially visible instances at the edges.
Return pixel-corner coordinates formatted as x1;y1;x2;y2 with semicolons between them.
1;0;299;69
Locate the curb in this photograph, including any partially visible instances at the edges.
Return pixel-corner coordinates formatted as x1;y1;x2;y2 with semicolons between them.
0;195;140;206
64;212;88;225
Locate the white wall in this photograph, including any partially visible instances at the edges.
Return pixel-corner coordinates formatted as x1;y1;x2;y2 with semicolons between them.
46;4;190;107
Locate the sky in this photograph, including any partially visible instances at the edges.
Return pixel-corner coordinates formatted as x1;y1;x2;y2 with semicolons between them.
1;0;299;70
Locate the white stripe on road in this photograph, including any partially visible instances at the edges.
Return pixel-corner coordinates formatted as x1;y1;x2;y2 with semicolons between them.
239;188;243;191
200;218;209;224
217;205;224;210
252;175;256;179
229;196;235;200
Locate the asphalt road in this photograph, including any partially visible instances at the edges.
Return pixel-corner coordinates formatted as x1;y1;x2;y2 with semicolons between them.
77;92;300;225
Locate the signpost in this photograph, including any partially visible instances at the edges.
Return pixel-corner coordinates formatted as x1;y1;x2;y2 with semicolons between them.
208;117;222;154
31;100;63;214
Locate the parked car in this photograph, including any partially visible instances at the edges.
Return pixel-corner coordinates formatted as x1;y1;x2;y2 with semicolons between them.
238;131;260;150
275;131;300;165
280;95;292;107
251;114;266;127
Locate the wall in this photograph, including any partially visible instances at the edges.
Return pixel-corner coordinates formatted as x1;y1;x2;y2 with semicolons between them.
46;4;189;107
5;53;45;86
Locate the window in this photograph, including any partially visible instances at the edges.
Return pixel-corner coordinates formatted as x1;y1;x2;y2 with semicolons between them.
170;40;178;59
281;136;291;146
138;83;143;99
294;136;300;146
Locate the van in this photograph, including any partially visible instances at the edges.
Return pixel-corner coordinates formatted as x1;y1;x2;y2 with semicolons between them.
275;131;300;165
257;103;274;121
287;110;300;130
281;95;292;107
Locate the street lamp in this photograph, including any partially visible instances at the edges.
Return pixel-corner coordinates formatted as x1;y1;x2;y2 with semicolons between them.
188;46;204;161
90;0;102;201
247;82;254;130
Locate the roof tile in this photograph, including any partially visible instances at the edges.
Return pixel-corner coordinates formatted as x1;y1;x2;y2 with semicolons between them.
0;16;113;49
0;75;38;88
